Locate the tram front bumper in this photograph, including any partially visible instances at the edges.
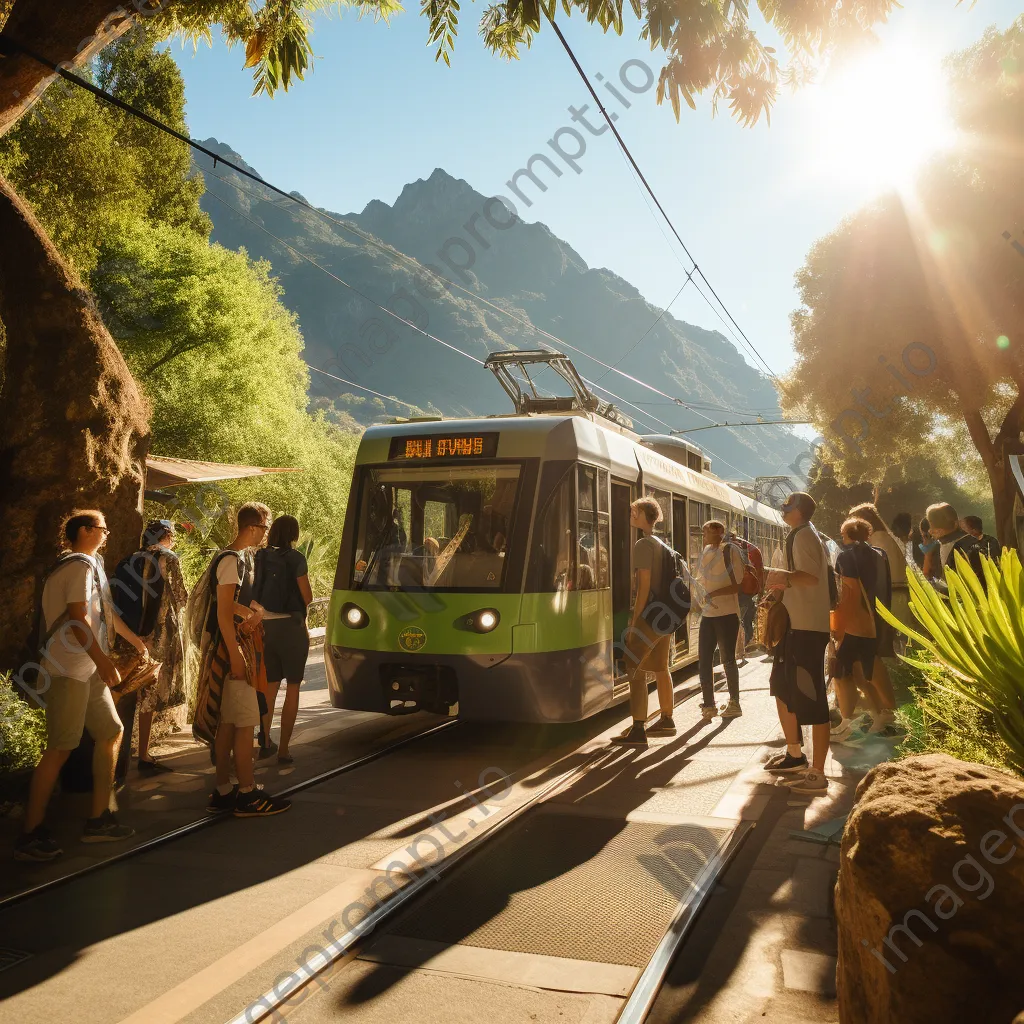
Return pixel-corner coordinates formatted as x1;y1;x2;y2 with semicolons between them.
326;642;613;723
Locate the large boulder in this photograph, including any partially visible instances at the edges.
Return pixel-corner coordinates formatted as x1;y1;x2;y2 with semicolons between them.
836;753;1024;1024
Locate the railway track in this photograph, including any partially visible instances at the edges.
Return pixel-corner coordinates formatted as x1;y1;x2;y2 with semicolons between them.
0;717;460;913
226;679;751;1024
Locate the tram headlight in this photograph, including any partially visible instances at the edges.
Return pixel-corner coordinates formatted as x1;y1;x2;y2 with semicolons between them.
342;602;369;629
467;608;500;633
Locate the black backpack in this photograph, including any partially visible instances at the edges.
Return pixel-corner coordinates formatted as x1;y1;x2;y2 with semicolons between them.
110;550;165;637
948;533;988;590
641;536;692;635
786;524;838;610
254;547;302;615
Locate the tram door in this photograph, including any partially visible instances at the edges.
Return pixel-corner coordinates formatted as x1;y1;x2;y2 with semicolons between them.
672;498;688;657
610;481;634;677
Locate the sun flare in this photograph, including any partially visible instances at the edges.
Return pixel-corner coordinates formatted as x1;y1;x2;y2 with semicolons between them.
810;45;960;194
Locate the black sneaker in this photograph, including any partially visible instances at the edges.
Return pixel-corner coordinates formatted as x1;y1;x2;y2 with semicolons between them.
765;752;809;774
14;827;63;862
611;724;648;747
234;787;291;817
207;786;238;814
82;810;135;843
258;741;278;761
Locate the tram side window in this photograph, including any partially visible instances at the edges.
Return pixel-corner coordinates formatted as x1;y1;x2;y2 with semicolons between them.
689;501;706;576
577;465;610;590
528;467;575;592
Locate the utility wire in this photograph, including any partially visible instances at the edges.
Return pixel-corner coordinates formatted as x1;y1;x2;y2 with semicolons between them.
202;188;484;367
306;364;426;412
671;420;811;435
546;17;777;382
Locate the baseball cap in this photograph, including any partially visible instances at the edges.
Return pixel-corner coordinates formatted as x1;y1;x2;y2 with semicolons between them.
781;492;816;519
143;519;176;546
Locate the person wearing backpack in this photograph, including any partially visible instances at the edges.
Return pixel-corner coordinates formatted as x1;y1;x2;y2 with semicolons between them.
925;502;988;594
695;521;744;721
14;510;147;862
110;519;189;779
253;515;313;764
764;492;834;797
613;497;686;748
197;502;291;818
829;518;902;745
726;529;764;654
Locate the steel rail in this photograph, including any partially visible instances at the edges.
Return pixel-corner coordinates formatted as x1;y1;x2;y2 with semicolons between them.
226;736;619;1024
615;820;755;1023
0;718;459;913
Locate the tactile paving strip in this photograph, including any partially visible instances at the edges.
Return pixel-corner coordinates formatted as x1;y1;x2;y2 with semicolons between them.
389;811;734;967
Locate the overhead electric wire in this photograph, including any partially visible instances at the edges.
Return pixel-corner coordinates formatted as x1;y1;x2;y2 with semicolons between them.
306;365;425;412
591;271;693;383
545;17;778;382
671;420;811;435
202;188;484;367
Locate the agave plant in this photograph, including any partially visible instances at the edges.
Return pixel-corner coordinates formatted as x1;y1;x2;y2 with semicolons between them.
876;549;1024;774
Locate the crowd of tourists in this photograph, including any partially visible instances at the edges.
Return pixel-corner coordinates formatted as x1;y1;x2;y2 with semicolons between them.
11;489;1006;859
14;502;311;862
612;491;1003;799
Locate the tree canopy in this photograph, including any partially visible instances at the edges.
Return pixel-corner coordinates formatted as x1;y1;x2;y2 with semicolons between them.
1;0;911;133
782;18;1024;543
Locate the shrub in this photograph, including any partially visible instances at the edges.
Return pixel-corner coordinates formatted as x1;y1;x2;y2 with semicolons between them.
878;550;1024;775
0;673;47;773
888;656;1019;777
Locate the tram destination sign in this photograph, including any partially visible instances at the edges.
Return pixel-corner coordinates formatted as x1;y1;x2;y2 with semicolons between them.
388;432;499;461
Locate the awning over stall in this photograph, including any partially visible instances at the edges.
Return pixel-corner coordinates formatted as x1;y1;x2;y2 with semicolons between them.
145;455;301;490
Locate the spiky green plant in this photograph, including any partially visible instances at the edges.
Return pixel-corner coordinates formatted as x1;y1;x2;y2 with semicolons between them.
877;550;1024;774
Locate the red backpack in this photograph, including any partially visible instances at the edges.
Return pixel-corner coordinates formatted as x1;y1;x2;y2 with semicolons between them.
736;539;764;595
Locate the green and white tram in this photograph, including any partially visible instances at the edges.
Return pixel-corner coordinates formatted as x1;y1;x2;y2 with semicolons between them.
325;352;785;723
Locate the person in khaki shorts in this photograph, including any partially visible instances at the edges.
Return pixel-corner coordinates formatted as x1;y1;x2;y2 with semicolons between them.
613;497;678;748
206;503;291;817
15;510;148;862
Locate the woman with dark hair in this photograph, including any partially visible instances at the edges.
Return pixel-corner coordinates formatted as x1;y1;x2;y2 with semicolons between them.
135;519;188;773
253;514;313;763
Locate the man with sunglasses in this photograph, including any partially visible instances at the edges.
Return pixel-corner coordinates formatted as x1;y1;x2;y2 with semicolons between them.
16;510;147;862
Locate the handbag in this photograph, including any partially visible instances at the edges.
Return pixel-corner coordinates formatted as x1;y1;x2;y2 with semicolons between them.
109;638;160;701
760;592;790;652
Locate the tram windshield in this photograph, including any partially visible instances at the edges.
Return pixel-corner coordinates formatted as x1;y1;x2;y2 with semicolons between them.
351;463;522;590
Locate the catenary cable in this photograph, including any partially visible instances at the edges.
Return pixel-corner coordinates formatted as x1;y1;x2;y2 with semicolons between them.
546;17;778;381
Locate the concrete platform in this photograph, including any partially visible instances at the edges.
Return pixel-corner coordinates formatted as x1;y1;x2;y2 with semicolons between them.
0;654;870;1024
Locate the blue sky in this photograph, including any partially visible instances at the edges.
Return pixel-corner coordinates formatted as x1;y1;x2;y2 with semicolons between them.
172;1;1022;380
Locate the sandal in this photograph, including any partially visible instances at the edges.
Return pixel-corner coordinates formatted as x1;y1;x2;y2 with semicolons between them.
138;758;174;775
277;754;294;765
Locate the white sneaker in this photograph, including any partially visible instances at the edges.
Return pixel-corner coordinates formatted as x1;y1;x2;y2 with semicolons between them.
867;711;897;735
779;769;829;795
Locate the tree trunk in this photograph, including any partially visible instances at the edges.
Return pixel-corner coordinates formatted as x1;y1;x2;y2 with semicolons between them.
0;0;133;137
0;174;150;670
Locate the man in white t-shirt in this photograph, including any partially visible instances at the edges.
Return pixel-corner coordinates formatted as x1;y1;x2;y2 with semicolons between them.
763;492;833;797
694;521;744;721
205;502;291;818
16;510;147;862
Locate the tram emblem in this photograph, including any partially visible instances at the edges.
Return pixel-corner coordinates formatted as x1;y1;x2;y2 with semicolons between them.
398;626;427;652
